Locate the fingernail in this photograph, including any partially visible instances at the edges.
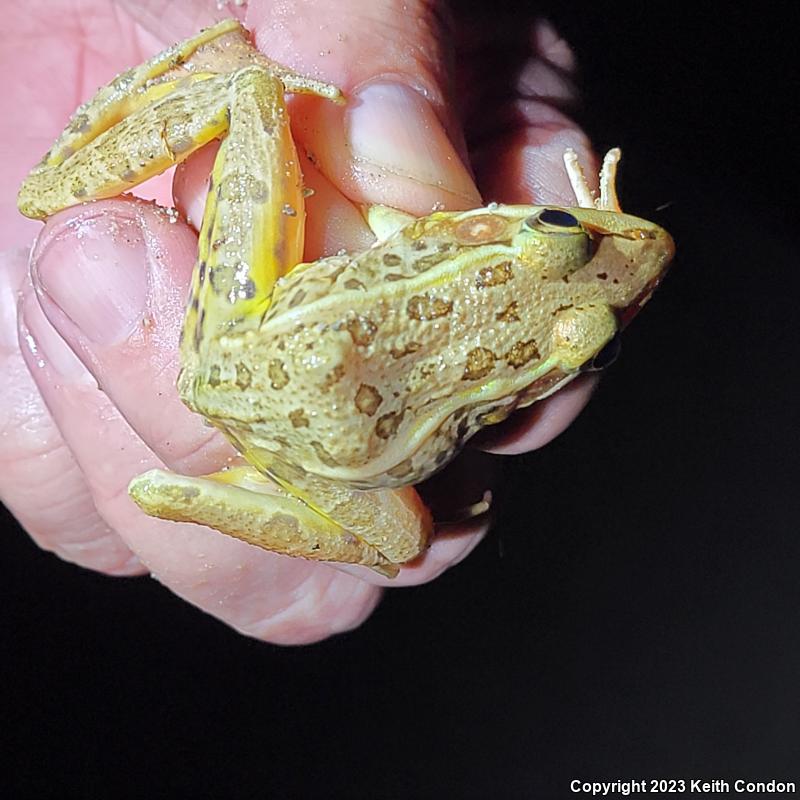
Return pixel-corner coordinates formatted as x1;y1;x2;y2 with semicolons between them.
347;82;479;204
32;213;149;346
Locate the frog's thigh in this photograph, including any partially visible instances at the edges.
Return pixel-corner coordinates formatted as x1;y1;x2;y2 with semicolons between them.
18;72;233;220
128;467;398;576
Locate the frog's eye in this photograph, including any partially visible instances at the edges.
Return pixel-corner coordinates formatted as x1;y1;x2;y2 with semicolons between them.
524;208;582;232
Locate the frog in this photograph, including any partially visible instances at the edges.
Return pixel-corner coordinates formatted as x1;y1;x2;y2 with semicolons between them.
17;19;674;577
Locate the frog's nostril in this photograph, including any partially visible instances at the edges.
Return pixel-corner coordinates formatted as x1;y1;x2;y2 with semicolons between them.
587;231;602;260
584;332;622;372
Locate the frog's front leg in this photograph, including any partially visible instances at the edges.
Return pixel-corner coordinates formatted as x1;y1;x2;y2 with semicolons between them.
130;467;402;577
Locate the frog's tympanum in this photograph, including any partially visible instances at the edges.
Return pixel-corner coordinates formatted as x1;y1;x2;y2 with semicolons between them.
18;20;674;576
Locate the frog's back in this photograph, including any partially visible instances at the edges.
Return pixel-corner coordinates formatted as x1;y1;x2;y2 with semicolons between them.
181;206;670;489
183;211;565;488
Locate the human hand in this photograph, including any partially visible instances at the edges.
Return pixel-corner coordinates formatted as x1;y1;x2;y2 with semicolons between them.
0;0;599;643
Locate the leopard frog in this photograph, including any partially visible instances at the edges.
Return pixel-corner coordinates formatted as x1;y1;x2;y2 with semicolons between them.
18;20;674;576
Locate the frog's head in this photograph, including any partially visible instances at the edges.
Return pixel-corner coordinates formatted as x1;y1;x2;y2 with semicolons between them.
511;205;674;320
502;205;674;370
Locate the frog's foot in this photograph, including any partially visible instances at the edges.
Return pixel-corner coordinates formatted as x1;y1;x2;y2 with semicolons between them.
129;466;404;577
563;148;622;212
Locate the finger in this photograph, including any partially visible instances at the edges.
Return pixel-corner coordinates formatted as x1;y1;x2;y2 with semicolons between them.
460;15;595;205
0;247;142;574
24;200;382;642
250;0;480;212
115;0;249;42
30;201;235;478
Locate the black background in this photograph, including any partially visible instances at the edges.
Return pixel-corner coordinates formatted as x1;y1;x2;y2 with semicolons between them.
3;3;798;798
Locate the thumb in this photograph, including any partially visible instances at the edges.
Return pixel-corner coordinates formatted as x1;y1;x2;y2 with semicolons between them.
246;0;480;213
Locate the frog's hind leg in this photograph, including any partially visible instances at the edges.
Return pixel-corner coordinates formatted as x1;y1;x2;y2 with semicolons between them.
17;18;341;222
182;64;309;348
17;69;235;220
17;20;252;219
129;466;400;577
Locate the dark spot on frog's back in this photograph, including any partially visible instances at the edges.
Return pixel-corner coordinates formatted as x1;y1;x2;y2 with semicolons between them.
235;362;252;390
387;458;415;479
505;339;540;368
289;289;306;308
321;363;346;392
207;364;221;388
354;384;383;416
268;359;290;389
462;347;496;381
496;301;520;323
476;261;514;288
407;294;452;321
193;308;206;349
413;251;451;272
327;264;348;284
390;341;422;359
288;409;310;428
375;411;403;439
346;315;378;346
434;448;453;466
383;253;402;267
208;268;223;293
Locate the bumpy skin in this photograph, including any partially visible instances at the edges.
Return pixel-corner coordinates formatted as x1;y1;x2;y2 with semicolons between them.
185;205;671;491
17;20;674;576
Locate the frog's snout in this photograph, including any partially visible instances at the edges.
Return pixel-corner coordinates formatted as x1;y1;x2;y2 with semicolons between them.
617;226;674;329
